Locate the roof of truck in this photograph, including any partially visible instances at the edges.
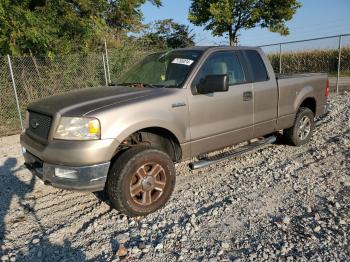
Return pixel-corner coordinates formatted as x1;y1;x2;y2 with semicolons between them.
174;46;260;52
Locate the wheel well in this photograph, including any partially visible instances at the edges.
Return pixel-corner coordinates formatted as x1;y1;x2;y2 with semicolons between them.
300;97;316;114
117;127;182;162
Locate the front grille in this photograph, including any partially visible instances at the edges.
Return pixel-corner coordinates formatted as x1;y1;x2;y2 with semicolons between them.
27;111;52;140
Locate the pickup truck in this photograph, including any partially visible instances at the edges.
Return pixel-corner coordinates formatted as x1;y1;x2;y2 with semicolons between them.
21;46;329;216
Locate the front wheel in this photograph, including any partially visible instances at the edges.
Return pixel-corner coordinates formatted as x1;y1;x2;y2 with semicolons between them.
106;146;176;217
283;107;315;146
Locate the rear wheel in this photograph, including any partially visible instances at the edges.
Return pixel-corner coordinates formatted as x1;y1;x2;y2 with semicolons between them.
283;107;315;146
106;146;176;217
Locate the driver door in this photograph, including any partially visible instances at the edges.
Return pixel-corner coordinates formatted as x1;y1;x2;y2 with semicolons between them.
187;51;254;157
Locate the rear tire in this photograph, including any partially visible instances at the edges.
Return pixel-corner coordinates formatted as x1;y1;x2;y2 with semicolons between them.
283;107;315;146
106;146;176;217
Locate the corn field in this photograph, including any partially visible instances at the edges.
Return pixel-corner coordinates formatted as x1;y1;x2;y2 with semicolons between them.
267;47;350;76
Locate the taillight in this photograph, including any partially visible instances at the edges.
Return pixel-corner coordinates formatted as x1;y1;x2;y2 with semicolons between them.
325;79;329;97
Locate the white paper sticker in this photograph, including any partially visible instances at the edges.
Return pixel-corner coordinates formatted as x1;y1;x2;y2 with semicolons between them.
171;58;194;66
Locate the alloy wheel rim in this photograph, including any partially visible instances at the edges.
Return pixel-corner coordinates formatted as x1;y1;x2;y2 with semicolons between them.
129;162;166;206
298;116;311;140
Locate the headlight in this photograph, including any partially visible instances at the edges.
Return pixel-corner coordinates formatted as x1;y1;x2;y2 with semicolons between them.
54;117;101;140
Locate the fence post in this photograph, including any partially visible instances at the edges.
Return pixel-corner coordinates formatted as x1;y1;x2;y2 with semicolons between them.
279;43;282;74
336;35;342;95
104;38;111;85
7;55;24;131
102;53;108;86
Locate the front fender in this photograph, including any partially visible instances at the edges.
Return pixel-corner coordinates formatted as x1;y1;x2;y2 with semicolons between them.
113;119;185;145
87;88;189;147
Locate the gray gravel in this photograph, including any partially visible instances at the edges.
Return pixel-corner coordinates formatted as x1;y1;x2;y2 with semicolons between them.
0;94;349;261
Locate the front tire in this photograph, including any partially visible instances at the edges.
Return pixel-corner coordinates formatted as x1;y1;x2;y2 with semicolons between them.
106;146;176;217
283;107;315;146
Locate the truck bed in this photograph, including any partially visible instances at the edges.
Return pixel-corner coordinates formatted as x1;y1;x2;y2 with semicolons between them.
276;73;327;80
276;73;328;121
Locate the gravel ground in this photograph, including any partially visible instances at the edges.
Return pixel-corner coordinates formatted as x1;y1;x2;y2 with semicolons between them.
0;94;349;262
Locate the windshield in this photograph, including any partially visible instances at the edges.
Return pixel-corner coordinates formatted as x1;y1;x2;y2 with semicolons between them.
116;50;203;88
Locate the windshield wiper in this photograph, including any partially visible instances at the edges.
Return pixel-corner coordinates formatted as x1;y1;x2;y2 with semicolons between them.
117;82;159;88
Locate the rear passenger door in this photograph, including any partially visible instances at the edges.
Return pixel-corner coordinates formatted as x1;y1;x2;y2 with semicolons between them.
187;51;254;157
242;50;278;137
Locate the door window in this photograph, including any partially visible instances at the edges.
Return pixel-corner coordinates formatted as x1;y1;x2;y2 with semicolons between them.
193;51;246;87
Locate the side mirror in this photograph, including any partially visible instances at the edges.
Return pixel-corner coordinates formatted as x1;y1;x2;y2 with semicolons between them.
197;74;229;94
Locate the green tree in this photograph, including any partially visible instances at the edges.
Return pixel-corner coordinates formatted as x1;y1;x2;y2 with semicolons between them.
0;0;107;56
188;0;301;46
107;0;161;33
0;0;161;56
142;19;195;49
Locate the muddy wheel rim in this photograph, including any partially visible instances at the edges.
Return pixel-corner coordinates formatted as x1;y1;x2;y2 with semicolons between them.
129;162;166;206
298;115;311;140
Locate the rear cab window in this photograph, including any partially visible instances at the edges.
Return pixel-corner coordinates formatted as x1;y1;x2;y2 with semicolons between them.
244;50;269;82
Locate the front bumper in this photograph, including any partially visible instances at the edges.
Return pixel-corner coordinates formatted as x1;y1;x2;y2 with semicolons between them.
23;149;110;192
20;132;119;166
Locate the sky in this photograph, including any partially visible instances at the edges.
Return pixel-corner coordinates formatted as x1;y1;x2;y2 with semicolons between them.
141;0;350;49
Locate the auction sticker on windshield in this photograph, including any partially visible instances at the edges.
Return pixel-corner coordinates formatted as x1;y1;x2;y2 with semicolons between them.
172;58;194;66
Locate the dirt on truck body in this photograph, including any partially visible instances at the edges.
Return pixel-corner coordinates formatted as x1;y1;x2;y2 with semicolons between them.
20;46;329;216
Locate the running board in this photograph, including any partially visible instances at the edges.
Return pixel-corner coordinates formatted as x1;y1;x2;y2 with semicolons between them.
189;135;276;170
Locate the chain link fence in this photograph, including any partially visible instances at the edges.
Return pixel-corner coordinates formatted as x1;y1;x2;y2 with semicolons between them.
1;34;349;137
0;56;20;136
108;47;152;84
340;35;350;77
260;34;350;94
10;53;107;118
0;48;149;137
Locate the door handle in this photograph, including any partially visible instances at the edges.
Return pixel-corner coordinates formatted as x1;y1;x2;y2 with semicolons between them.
172;102;186;108
243;91;253;101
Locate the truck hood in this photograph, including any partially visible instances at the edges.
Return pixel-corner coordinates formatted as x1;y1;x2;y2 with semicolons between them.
27;86;156;116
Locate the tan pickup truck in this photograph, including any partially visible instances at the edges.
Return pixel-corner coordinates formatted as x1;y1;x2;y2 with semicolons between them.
21;46;328;216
